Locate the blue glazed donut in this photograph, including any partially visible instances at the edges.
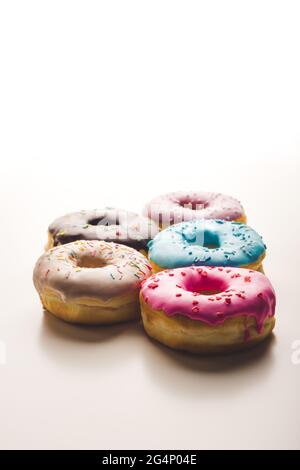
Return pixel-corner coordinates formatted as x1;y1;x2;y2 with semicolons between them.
148;219;266;272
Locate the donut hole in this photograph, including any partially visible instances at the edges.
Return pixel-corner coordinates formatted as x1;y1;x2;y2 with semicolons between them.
88;215;120;226
77;255;106;269
183;228;220;248
179;198;209;210
196;288;223;296
184;277;226;296
203;231;220;249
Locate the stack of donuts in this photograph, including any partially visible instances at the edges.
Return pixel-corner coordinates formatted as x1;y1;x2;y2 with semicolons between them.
33;191;276;354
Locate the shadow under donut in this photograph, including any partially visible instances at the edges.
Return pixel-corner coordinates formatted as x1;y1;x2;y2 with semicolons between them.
41;308;141;343
39;309;144;369
139;332;276;398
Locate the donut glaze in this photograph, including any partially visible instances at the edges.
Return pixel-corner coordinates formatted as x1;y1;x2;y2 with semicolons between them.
143;191;246;227
148;219;266;271
47;208;159;251
140;266;276;333
34;240;152;305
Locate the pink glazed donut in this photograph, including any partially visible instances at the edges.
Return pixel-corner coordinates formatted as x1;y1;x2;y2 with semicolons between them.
143;191;246;228
140;266;276;354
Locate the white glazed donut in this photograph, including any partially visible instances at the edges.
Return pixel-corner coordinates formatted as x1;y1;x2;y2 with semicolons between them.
33;240;152;324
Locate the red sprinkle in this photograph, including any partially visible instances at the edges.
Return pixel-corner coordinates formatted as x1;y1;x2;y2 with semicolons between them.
257;293;263;299
181;271;186;276
236;293;246;299
244;276;251;283
231;273;241;279
176;293;182;297
218;267;223;271
197;268;203;274
208;298;215;301
192;300;199;305
176;284;182;288
216;296;222;301
226;269;231;273
148;283;159;289
169;272;175;277
192;306;199;313
225;298;232;305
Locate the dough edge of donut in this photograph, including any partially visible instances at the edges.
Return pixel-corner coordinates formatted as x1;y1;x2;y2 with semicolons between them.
39;288;141;324
45;232;54;251
140;295;275;354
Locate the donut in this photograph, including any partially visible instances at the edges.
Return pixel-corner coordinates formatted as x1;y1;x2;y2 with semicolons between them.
140;266;276;354
33;240;152;324
148;219;266;273
143;191;246;228
46;208;159;253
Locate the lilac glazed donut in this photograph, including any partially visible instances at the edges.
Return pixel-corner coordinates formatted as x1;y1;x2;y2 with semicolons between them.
143;191;246;228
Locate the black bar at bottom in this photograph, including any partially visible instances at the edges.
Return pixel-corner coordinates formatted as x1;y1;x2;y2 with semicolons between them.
0;450;297;466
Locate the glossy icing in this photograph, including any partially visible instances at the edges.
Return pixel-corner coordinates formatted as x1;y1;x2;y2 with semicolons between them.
143;191;245;226
48;208;159;250
33;240;152;302
141;266;276;331
148;219;266;269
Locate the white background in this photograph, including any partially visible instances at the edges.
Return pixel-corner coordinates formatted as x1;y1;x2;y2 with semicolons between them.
0;1;300;449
